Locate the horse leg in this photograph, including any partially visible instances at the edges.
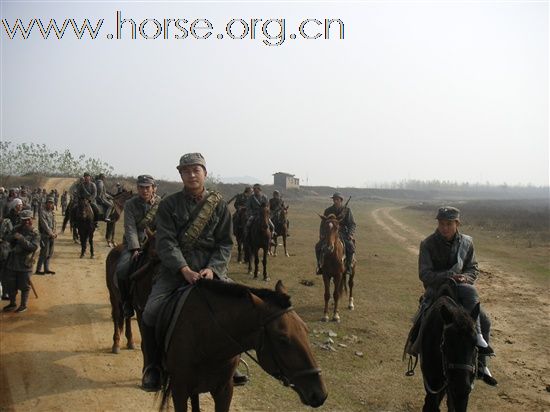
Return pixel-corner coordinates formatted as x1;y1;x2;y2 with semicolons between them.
322;275;330;322
247;247;254;276
125;315;135;349
423;391;444;412
211;383;234;412
190;394;200;412
80;231;86;258
262;247;269;281
254;250;260;278
111;309;122;354
170;381;189;412
332;276;341;322
89;230;94;258
283;234;289;257
348;266;355;310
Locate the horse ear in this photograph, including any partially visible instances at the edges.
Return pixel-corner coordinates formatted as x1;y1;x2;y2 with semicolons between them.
440;304;454;325
318;214;326;220
470;302;480;321
275;280;287;294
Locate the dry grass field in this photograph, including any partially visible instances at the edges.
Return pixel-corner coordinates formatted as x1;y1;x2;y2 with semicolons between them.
1;180;549;411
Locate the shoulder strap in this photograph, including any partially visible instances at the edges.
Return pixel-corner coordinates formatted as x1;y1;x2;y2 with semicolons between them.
179;191;223;251
137;197;161;231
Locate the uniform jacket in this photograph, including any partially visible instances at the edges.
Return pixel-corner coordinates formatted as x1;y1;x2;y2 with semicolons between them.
123;194;161;250
39;208;56;237
155;189;232;280
322;205;356;238
6;224;40;271
78;182;97;203
234;193;249;209
246;193;268;218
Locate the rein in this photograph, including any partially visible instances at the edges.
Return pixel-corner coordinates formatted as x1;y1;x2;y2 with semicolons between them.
196;286;321;388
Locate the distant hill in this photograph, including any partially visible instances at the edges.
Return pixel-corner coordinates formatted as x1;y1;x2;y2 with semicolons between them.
219;176;263;185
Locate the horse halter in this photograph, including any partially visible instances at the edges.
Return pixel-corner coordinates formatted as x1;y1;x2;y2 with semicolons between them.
255;306;322;388
440;324;478;387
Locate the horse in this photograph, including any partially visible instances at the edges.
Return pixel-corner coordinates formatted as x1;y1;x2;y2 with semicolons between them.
105;189;133;247
316;214;352;322
61;199;79;243
232;206;247;263
105;232;157;364
420;292;480;412
74;198;95;258
159;279;328;412
246;204;272;280
269;206;289;257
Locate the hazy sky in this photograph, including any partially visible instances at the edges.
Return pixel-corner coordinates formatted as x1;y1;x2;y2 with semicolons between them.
1;1;548;187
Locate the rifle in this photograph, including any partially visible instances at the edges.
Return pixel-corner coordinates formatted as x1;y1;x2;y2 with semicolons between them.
227;194;238;205
344;196;352;208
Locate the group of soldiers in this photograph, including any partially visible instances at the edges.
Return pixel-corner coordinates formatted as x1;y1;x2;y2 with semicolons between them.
0;151;497;394
0;186;58;312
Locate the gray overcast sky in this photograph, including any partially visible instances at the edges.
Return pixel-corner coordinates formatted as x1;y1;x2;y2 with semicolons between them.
1;1;548;187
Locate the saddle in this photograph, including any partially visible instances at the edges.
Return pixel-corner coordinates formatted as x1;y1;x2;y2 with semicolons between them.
155;285;194;354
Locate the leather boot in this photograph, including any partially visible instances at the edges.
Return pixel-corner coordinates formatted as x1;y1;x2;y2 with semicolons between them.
477;355;498;386
141;324;161;392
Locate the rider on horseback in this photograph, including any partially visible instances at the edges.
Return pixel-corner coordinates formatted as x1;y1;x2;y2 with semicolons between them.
77;173;100;225
115;174;161;318
231;186;252;230
406;206;497;386
269;190;289;236
244;184;276;240
141;153;247;391
95;173;115;222
315;192;356;276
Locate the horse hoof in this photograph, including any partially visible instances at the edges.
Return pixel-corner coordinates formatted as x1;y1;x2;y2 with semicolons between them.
80;254;84;259
285;253;290;257
127;342;135;350
332;314;341;322
112;346;120;354
321;315;329;322
348;304;355;310
90;255;94;259
263;277;270;282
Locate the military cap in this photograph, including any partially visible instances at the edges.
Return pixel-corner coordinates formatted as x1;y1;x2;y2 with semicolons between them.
137;174;156;186
436;206;460;221
273;190;280;195
46;196;55;203
253;184;262;190
331;192;344;200
20;209;33;220
83;172;91;177
177;153;206;170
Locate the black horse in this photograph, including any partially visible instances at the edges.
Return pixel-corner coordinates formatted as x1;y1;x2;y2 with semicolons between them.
233;206;247;263
245;204;272;280
420;293;480;412
74;198;95;258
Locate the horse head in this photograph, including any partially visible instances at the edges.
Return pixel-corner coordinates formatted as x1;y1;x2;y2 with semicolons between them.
438;301;479;411
253;281;328;408
77;198;93;221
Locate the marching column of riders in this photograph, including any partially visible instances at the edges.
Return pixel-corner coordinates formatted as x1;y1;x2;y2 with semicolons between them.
0;154;498;394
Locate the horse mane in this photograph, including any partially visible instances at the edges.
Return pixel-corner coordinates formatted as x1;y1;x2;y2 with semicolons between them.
197;279;291;309
433;295;476;335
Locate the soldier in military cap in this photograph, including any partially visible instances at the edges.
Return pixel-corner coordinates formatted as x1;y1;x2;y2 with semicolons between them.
2;210;39;313
230;186;252;232
410;206;497;385
245;184;276;239
77;172;100;223
115;174;161;318
316;192;356;275
35;196;57;275
96;173;115;222
140;152;238;391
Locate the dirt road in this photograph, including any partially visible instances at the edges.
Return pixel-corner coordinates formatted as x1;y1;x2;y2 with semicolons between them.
371;207;550;411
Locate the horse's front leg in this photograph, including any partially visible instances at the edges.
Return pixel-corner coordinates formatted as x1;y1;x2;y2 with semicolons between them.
211;381;234;412
80;232;86;258
111;311;122;354
171;384;190;412
124;315;135;349
331;276;342;322
348;264;355;310
254;251;260;278
322;275;330;322
283;234;289;257
262;247;269;281
422;391;444;412
89;230;94;258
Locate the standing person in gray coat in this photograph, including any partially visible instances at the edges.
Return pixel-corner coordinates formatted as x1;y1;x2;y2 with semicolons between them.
36;197;57;275
2;210;39;313
140;152;235;391
115;174;161;318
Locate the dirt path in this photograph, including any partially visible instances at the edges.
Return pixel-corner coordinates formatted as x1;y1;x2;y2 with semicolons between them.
371;207;550;411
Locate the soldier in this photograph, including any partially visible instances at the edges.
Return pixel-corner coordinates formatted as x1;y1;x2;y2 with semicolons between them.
414;206;497;385
19;188;31;210
6;198;23;227
77;172;99;223
245;184;276;238
31;189;40;218
140;152;236;391
2;210;39;313
53;189;59;210
269;190;289;235
96;173;115;222
35;197;57;275
0;207;14;300
230;186;252;229
115;174;161;318
315;192;356;275
0;187;6;221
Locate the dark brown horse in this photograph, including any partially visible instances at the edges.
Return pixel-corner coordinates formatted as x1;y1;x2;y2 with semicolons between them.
61;199;79;243
160;279;328;412
269;206;289;257
74;198;95;258
105;189;133;247
246;204;272;280
317;214;348;322
232;206;247;263
420;294;480;412
105;233;157;364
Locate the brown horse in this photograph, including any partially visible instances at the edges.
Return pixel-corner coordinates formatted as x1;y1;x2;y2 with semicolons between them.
74;198;95;258
246;204;272;280
317;214;348;322
232;206;247;263
105;233;157;362
269;206;289;257
105;189;133;247
160;279;328;412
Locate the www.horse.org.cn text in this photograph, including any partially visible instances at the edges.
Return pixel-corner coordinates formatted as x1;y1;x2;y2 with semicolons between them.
2;11;345;47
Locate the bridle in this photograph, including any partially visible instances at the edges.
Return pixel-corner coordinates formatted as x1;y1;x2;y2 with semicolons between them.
197;287;322;389
424;323;478;395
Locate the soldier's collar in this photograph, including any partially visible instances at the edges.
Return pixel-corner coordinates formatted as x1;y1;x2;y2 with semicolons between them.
183;188;206;202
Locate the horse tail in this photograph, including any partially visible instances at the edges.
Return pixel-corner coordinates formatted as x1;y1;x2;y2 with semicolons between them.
159;375;172;411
